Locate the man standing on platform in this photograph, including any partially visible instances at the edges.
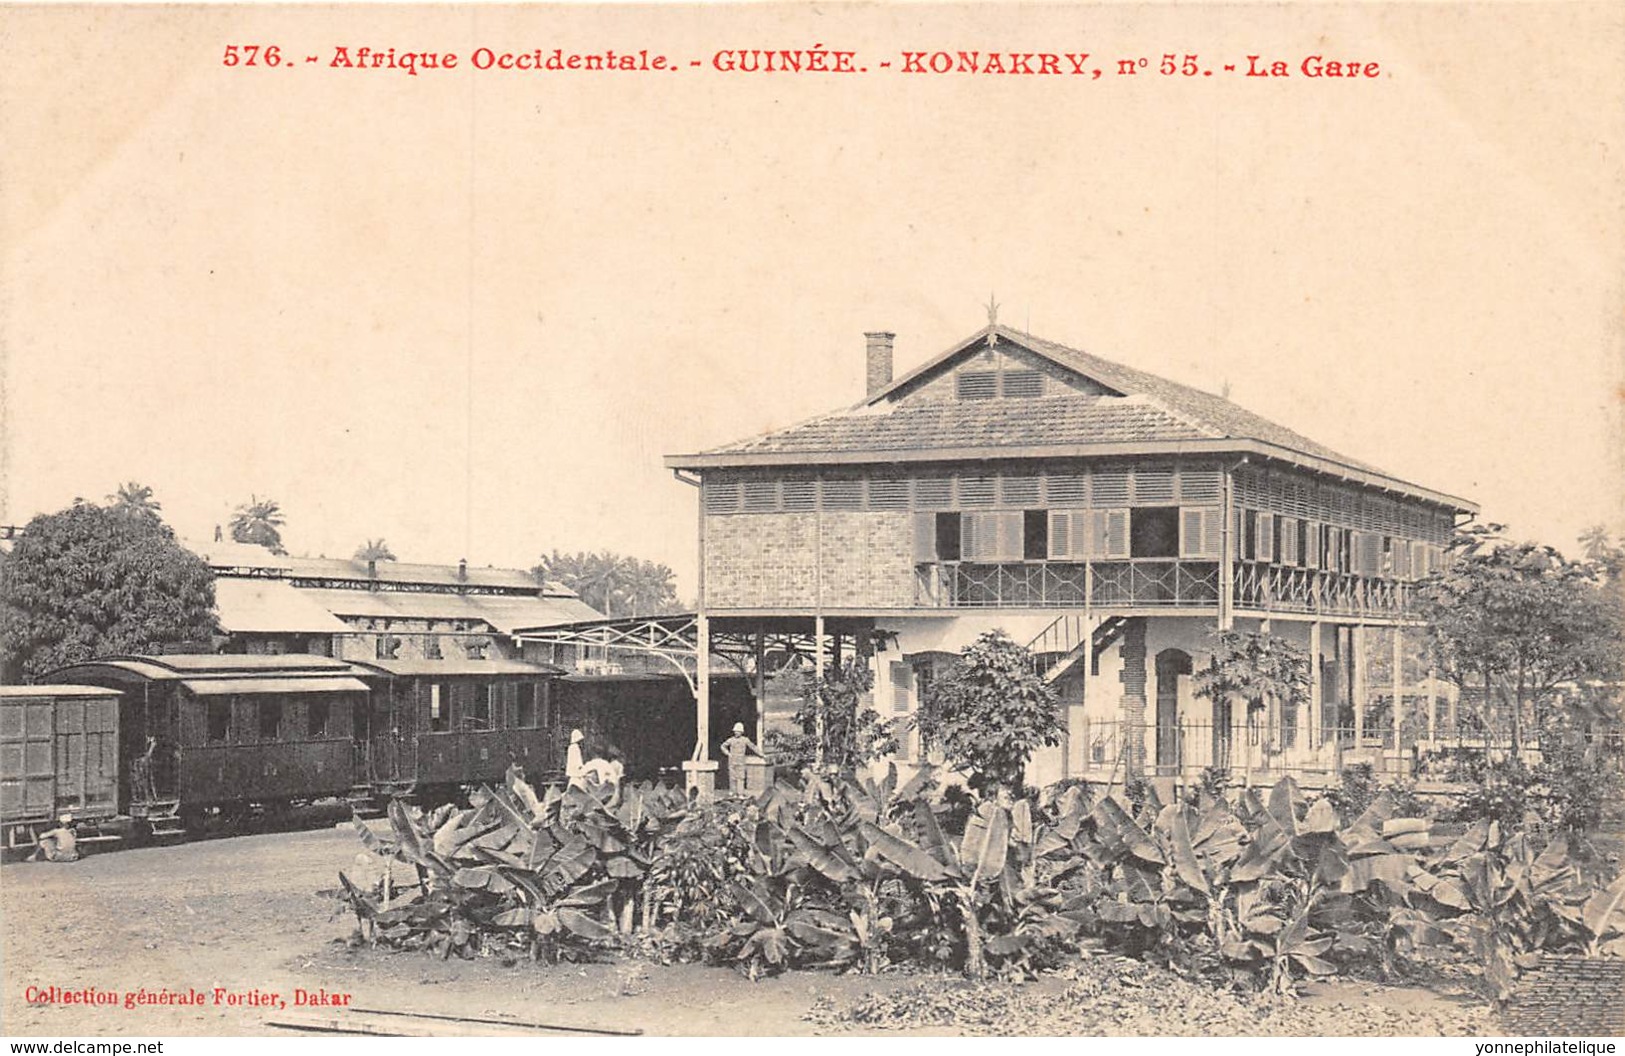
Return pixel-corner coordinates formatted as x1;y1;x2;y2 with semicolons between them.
720;722;761;795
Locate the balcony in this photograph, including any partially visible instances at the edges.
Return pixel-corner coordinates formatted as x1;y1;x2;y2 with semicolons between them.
914;560;1220;609
912;559;1416;617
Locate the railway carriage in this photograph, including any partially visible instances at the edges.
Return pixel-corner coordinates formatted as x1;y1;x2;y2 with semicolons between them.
47;654;372;831
347;657;565;799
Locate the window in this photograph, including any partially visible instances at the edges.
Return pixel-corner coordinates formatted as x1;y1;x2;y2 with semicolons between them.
425;635;443;660
956;371;997;399
376;634;401;660
935;512;962;561
1255;512;1276;563
1023;510;1048;560
820;478;862;510
308;700;330;738
517;683;538;728
743;479;778;512
1000;370;1044;398
781;479;816;511
258;700;283;740
703;478;740;514
1130;507;1180;558
206;700;230;743
867;478;911;510
430;683;447;732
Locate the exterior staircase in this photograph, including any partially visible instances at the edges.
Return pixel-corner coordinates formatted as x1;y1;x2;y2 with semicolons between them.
1027;614;1132;683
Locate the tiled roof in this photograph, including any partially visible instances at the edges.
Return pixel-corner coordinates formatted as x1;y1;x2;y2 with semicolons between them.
714;393;1215;455
1002;326;1378;471
694;325;1376;472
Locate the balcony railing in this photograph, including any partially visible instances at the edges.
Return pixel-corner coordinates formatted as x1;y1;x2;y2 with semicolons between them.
914;560;1220;609
912;558;1414;617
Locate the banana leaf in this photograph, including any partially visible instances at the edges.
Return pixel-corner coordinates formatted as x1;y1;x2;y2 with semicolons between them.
1582;871;1625;945
557;907;614;940
787;824;862;884
960;802;1011;886
863;819;955;882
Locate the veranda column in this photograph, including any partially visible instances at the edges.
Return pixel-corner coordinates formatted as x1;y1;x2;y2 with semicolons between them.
1309;621;1323;754
682;613;719;796
754;630;767;749
1392;624;1406;775
1351;624;1367;750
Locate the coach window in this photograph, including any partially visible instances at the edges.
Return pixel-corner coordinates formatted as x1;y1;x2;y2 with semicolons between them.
308;700;330;738
259;700;284;741
206;700;231;743
467;685;492;730
430;683;447;732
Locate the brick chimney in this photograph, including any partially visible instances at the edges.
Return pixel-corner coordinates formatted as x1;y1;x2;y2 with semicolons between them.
865;331;895;398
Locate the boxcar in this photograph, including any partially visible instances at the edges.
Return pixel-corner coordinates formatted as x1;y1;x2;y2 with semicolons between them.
1;685;122;850
47;654;372;828
349;658;565;799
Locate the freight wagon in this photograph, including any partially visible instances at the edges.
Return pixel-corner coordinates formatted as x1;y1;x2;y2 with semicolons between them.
1;685;121;853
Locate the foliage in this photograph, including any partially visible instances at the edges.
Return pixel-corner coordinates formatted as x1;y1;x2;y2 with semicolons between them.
790;660;897;773
107;481;162;521
230;495;287;554
1325;763;1381;823
0;500;217;681
1195;631;1311;760
916;630;1063;797
1415;524;1624;752
353;538;396;562
532;550;680;618
334;771;1625;998
1534;735;1624;835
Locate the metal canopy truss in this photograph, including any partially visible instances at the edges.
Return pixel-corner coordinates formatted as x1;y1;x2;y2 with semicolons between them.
509;613;876;775
509;613;874;686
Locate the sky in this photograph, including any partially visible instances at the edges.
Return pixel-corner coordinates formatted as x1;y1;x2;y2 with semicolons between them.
2;3;1621;597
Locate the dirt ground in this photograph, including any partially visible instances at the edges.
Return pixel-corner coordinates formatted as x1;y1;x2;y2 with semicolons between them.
0;826;1492;1038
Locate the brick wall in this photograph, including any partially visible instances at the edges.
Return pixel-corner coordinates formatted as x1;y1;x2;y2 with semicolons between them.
703;510;915;609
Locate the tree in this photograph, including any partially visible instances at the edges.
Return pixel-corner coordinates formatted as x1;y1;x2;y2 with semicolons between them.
789;659;896;773
533;550;681;617
230;495;287;554
916;630;1062;797
0;501;217;681
1194;630;1312;783
354;538;396;562
108;481;161;521
1415;524;1623;756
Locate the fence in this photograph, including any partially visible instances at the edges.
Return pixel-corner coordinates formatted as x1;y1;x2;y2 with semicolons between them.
1069;719;1575;785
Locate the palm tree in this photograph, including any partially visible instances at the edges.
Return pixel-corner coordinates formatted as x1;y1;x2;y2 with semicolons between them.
230;495;287;554
108;481;162;520
354;538;396;562
624;559;679;616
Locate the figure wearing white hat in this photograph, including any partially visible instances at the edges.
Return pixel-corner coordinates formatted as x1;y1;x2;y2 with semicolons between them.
719;722;761;795
565;728;587;790
29;813;80;863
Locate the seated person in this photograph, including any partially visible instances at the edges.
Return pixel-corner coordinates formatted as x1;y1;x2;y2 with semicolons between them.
29;814;80;863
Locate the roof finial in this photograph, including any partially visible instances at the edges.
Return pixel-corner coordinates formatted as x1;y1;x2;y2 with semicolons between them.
985;292;1000;327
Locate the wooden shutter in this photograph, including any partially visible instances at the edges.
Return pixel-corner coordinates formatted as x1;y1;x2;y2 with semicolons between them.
960;514;981;562
1048;511;1073;560
890;661;913;714
1256;512;1276;563
1102;509;1130;559
1179;506;1221;559
912;513;937;564
993;511;1024;561
1303;521;1321;569
1278;516;1299;565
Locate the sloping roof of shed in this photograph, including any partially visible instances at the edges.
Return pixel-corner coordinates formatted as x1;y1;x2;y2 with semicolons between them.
213;578;352;634
296;588;601;631
181;539;579;597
